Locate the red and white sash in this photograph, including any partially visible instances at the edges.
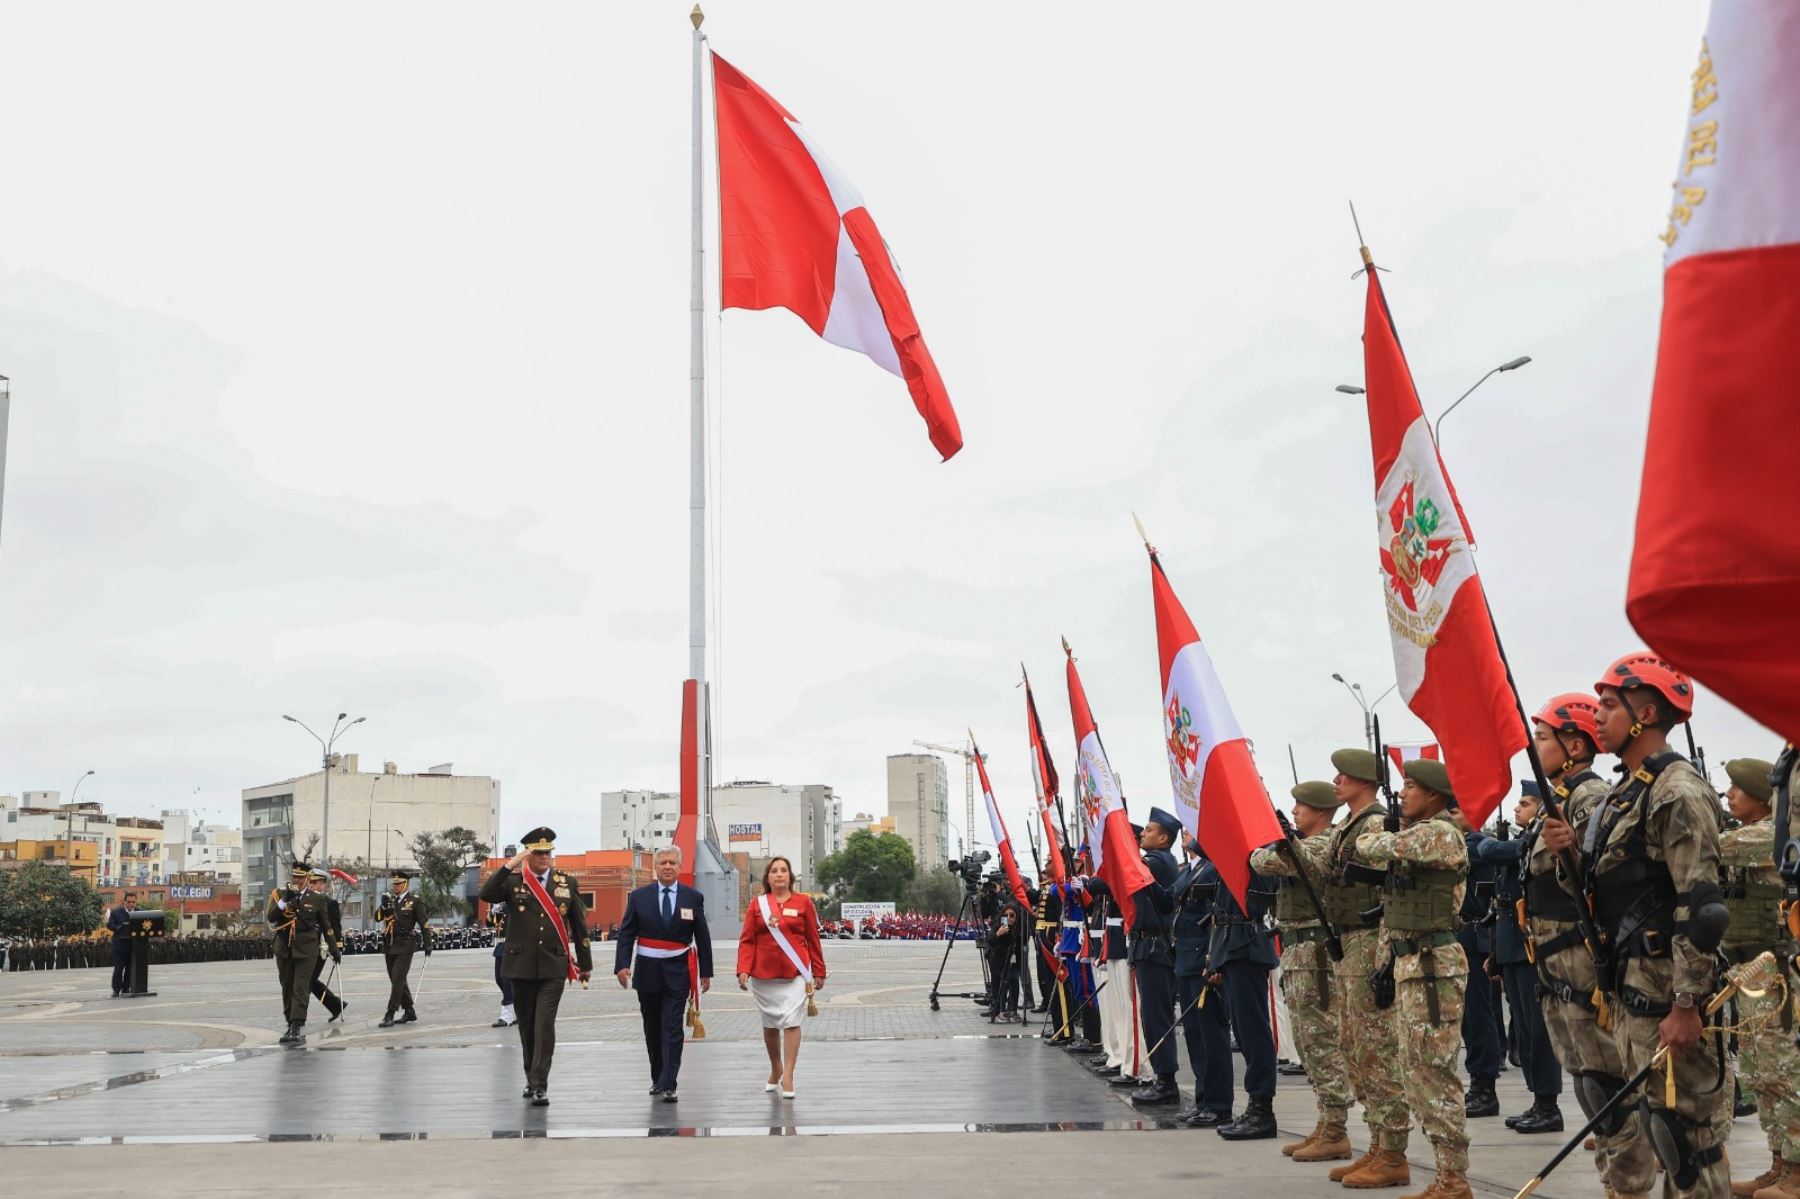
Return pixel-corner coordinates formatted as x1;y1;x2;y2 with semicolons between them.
519;867;580;983
757;895;815;986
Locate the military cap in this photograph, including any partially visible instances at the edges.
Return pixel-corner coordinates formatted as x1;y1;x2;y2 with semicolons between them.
1146;807;1182;835
1130;823;1144;840
521;826;557;852
1404;758;1454;802
390;868;416;880
289;860;313;877
1290;780;1341;809
1330;748;1382;784
308;867;329;880
1520;780;1542;799
1725;758;1775;804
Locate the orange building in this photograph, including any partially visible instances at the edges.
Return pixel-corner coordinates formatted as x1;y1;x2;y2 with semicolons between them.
478;848;656;935
0;838;100;883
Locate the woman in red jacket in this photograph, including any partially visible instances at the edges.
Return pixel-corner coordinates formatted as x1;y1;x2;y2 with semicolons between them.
736;857;826;1098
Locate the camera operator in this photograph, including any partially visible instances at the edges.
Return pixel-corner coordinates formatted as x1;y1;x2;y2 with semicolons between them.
981;881;1023;1023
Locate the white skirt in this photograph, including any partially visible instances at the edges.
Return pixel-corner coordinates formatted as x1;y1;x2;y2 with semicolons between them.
748;975;808;1030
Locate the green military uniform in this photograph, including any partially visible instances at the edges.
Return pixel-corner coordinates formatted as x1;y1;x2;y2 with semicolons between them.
479;831;594;1100
1718;758;1800;1199
267;863;331;1043
1584;751;1728;1199
1357;759;1471;1195
1252;779;1354;1160
378;873;431;1026
1318;749;1412;1182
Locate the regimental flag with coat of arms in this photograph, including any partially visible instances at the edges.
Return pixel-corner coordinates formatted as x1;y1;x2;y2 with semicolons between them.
1627;1;1800;743
1358;253;1522;828
1064;639;1153;928
1145;539;1282;911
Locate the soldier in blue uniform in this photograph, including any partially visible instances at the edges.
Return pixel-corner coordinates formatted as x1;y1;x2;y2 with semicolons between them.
1125;807;1181;1106
1211;843;1280;1140
1174;844;1233;1127
1473;782;1563;1133
1456;809;1504;1118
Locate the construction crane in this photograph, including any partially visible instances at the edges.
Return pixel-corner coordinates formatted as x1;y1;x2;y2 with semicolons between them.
912;739;986;860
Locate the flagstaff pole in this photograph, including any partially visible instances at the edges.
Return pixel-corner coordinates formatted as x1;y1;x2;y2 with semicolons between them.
688;4;710;834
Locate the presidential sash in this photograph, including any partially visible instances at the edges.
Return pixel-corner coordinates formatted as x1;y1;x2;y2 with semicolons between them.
758;894;819;1016
520;868;581;983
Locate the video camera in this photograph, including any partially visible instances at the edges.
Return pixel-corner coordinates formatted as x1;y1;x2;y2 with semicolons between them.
948;850;992;892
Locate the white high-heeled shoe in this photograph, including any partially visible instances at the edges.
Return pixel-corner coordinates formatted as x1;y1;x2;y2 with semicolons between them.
780;1088;796;1099
764;1081;779;1093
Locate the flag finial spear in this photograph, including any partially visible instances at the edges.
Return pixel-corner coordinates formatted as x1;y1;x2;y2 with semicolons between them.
1131;511;1154;554
1061;635;1073;658
690;5;704;29
1349;199;1373;269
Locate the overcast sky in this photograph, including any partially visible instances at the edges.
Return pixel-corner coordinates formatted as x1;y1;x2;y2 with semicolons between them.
0;2;1762;863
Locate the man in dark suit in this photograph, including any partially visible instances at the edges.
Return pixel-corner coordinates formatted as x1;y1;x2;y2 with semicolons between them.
615;846;714;1101
107;893;138;997
479;828;593;1105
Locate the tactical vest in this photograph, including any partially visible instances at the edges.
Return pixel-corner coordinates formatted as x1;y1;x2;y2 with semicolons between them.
1380;851;1464;934
1275;876;1311;925
1720;852;1785;952
1585;751;1685;961
1323;805;1388;929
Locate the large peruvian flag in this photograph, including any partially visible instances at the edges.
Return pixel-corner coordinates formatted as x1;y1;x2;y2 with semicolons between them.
712;53;963;461
1627;2;1800;744
1360;266;1522;828
1148;549;1282;910
1024;668;1068;886
971;734;1031;909
1065;642;1153;927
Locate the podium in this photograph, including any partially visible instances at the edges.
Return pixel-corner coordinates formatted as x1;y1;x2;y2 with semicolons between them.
124;909;165;998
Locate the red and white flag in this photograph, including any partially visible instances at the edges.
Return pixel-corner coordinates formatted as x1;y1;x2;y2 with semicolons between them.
1628;2;1800;743
712;53;962;461
1065;640;1153;926
1386;741;1441;778
971;733;1031;909
1148;547;1283;911
1359;262;1522;827
1024;667;1067;886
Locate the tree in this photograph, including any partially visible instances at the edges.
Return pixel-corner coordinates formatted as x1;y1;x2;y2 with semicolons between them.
815;830;915;905
902;871;964;916
0;862;105;938
409;826;492;920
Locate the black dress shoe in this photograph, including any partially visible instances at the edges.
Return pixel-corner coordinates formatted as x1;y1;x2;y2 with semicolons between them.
1504;1109;1531;1129
378;1013;397;1028
1108;1072;1141;1088
1216;1096;1277;1140
661;1090;679;1103
1087;1054;1110;1068
530;1090;549;1107
329;1002;349;1024
400;1010;419;1024
1183;1108;1230;1128
1277;1060;1307;1077
649;1084;665;1095
1128;1075;1180;1107
1063;1039;1096;1054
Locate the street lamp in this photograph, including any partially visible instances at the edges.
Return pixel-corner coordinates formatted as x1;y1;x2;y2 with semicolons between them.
67;770;95;872
1433;356;1531;444
282;712;365;869
1331;673;1397;751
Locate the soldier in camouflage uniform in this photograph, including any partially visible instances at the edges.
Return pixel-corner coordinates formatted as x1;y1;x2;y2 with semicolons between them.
1317;748;1413;1188
1253;779;1355;1162
1357;759;1472;1199
1718;758;1800;1199
1541;654;1730;1199
1520;692;1656;1189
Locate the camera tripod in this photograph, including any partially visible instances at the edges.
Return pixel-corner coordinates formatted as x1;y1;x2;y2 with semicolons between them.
927;886;990;1011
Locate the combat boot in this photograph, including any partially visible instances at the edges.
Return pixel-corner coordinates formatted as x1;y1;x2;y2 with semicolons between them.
1217;1095;1277;1140
1752;1161;1800;1199
1463;1076;1500;1118
1283;1122;1324;1157
1342;1148;1411;1189
1513;1097;1564;1134
1293;1123;1354;1163
1430;1170;1475;1199
1735;1155;1783;1198
1330;1148;1380;1183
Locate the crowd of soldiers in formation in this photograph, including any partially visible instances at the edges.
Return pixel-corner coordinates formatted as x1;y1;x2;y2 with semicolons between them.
1018;654;1800;1199
2;920;495;972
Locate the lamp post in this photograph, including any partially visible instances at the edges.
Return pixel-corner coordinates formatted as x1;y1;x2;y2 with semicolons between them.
1331;673;1397;751
67;770;95;874
282;713;365;870
1433;356;1531;444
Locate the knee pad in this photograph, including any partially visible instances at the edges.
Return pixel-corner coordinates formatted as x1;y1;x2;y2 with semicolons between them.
1571;1070;1630;1137
1637;1100;1724;1192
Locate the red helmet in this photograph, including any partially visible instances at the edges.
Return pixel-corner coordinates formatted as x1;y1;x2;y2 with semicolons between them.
1533;692;1601;748
1594;652;1695;721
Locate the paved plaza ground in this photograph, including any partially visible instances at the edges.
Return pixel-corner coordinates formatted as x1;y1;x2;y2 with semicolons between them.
0;942;1775;1197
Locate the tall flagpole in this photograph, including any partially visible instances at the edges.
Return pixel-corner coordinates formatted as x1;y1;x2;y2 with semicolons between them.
688;5;710;842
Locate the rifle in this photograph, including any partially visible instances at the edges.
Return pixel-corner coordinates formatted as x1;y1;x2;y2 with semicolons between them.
1684;723;1708;784
1372;714;1400;834
1273;807;1343;962
1287;743;1300;787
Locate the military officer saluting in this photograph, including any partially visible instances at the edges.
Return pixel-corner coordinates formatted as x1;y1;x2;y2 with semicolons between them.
1355;758;1472;1199
480;828;593;1106
1126;809;1182;1107
267;859;331;1046
377;869;431;1027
